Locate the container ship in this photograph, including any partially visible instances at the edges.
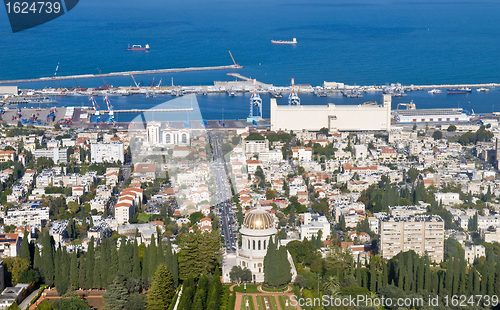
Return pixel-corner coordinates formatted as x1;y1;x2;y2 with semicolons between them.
127;44;150;51
271;38;297;45
447;88;472;94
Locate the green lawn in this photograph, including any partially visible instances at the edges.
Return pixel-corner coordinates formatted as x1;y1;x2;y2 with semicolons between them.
232;284;260;294
278;296;286;310
268;296;279;310
137;213;151;222
256;296;264;310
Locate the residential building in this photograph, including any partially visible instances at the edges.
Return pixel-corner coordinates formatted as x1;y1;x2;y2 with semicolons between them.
379;215;445;262
300;213;331;241
34;147;68;164
90;142;124;163
463;244;485;265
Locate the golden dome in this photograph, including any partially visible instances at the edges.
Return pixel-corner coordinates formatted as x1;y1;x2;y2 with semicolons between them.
243;208;274;230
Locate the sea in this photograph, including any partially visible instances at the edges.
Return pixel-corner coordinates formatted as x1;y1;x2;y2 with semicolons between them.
2;0;500;121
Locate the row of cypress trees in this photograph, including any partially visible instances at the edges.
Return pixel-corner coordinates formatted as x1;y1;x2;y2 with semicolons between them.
24;231;178;295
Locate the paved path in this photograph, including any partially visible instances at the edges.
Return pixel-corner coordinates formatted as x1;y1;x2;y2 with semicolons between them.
19;287;40;310
172;285;183;310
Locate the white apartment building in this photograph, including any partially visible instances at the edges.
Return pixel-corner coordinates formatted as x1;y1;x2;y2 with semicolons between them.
477;214;500;230
243;139;269;157
4;206;50;227
463;244;485;265
258;150;283;162
34;147;68;164
300;213;331;241
379;215;445;262
146;121;161;146
389;205;427;217
90;142;124;163
291;147;312;161
434;192;461;205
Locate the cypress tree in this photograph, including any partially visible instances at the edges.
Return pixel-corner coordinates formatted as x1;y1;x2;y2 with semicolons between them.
142;246;150;281
467;267;474;295
172;252;179;287
109;242;119;282
264;237;276;286
33;246;40;271
459;259;466;294
156;238;165;268
370;262;376;292
206;269;222;309
178;277;195;310
79;256;86;289
70;251;79;288
132;240;141;279
100;238;110;285
149;236;157;279
19;230;31;266
85;237;95;289
445;259;453;291
417;258;424;291
452;259;459;295
495;262;500;297
41;233;55;286
473;268;480;294
356;255;361;286
93;258;101;289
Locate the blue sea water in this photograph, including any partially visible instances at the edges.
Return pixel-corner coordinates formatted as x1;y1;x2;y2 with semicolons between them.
2;0;500;119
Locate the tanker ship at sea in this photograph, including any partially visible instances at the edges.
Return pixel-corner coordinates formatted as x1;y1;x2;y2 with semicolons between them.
271;38;297;45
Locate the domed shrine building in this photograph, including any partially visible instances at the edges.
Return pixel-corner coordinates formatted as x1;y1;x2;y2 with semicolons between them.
222;207;296;283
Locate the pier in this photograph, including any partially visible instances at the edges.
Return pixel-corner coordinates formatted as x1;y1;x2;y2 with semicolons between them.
112;108;193;113
0;64;243;85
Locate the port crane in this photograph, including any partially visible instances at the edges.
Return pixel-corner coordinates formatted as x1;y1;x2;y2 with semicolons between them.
89;94;101;117
248;79;263;122
396;101;416;110
229;51;238;67
104;94;115;123
288;78;300;105
129;72;140;88
97;67;111;89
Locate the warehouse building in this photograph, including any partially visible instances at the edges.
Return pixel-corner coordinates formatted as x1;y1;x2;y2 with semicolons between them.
271;94;392;132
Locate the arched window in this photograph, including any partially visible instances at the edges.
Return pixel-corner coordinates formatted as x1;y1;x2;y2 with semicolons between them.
258;240;261;250
182;133;187;144
165;134;171;144
253;240;255;250
264;240;266;249
248;240;250;250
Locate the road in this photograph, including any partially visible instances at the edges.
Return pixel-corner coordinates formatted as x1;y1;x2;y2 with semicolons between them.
209;132;237;252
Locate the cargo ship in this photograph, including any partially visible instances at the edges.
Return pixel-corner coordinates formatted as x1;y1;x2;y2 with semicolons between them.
271;38;297;45
447;88;472;94
127;44;150;51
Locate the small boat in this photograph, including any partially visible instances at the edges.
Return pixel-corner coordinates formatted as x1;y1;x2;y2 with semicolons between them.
269;89;283;98
477;87;489;92
428;89;442;94
271;38;297;45
447;88;472;94
127;44;150;51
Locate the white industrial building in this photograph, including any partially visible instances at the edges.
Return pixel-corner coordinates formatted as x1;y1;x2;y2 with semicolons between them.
90;142;124;163
393;108;469;123
270;94;391;132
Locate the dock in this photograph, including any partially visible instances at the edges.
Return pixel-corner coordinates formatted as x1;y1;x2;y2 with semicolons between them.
0;64;243;85
113;108;193;113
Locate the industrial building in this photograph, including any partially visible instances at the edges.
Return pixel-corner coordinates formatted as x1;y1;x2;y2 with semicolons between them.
393;108;469;123
270;94;392;132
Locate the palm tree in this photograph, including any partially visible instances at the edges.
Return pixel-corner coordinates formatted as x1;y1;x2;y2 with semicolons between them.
322;275;340;297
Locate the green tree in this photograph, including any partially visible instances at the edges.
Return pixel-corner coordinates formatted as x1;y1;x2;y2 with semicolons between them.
146;264;175;310
19;230;31;266
447;124;457;132
104;277;129;310
432;130;443;140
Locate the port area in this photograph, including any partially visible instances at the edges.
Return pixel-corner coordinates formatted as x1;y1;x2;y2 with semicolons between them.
0;107;270;131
